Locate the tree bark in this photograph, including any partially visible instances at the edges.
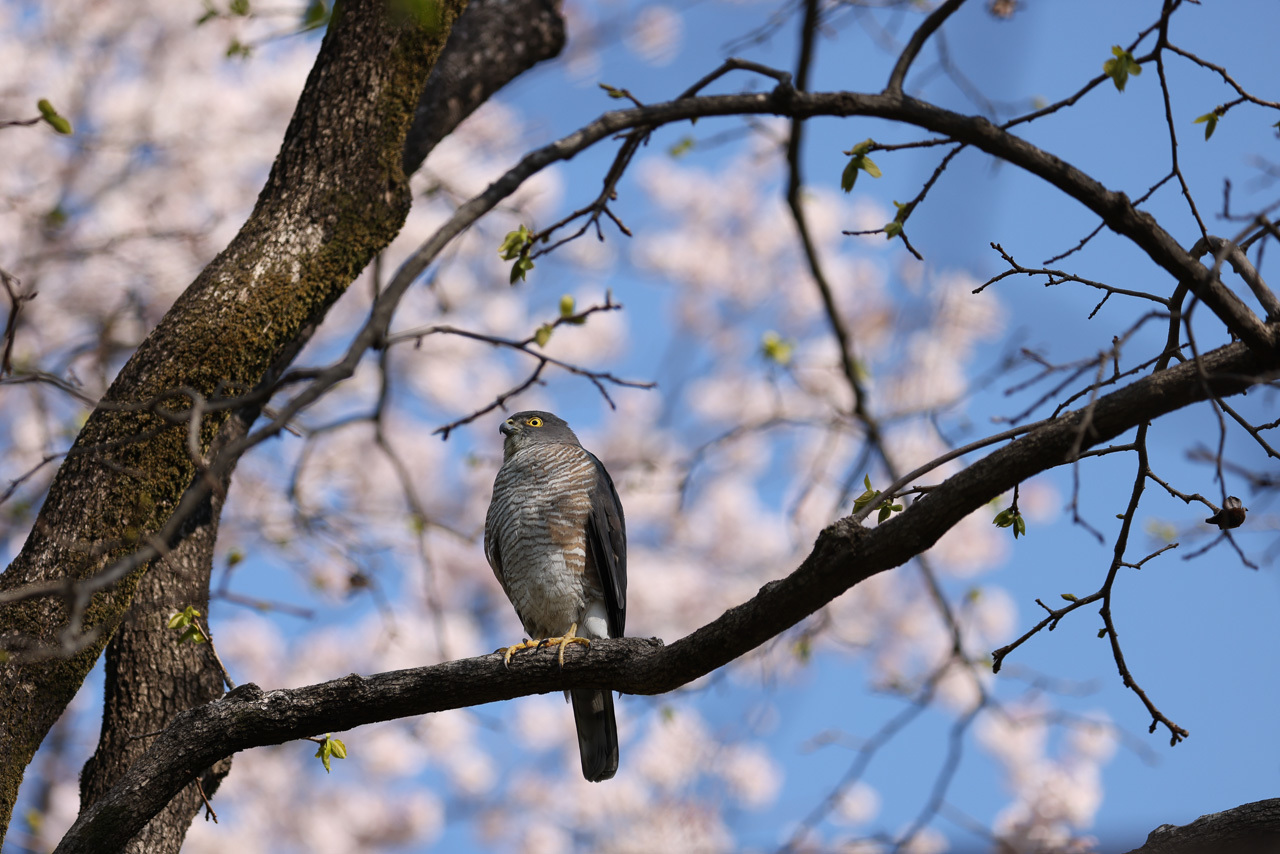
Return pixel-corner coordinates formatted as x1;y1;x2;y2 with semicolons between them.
64;0;566;851
403;0;566;176
1124;798;1280;854
0;0;470;840
76;475;232;854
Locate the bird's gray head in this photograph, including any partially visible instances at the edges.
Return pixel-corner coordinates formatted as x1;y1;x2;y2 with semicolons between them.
499;410;581;457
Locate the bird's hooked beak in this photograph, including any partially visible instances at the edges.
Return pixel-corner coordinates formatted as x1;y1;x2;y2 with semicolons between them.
499;419;518;437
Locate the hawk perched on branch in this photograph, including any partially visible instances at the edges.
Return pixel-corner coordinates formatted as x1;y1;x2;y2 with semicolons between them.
484;410;627;781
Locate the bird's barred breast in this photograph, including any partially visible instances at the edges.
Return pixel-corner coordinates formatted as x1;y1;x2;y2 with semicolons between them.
490;444;598;639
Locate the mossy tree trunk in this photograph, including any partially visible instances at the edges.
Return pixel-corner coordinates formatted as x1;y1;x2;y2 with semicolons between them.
0;0;473;842
60;1;565;849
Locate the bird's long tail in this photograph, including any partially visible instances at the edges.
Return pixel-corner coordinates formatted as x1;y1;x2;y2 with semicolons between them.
570;688;618;782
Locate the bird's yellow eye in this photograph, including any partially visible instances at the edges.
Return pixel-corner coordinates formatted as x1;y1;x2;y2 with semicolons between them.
526;416;543;427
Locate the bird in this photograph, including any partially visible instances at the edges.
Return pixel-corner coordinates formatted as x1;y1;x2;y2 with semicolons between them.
1204;495;1247;530
484;410;627;782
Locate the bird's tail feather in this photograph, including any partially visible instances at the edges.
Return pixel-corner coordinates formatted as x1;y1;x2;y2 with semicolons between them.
570;688;618;782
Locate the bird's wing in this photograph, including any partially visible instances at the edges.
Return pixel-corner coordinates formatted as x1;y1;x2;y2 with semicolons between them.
483;499;506;590
585;452;627;638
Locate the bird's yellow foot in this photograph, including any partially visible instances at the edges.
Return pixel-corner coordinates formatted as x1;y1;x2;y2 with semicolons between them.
499;638;537;669
498;625;591;668
551;623;590;668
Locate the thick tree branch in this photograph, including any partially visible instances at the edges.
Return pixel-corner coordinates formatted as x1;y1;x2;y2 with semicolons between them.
1124;798;1280;854
380;83;1275;356
402;0;565;175
60;333;1279;852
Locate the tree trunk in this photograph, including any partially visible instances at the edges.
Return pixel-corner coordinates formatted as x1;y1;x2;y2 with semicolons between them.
66;0;565;849
0;0;470;840
77;474;232;854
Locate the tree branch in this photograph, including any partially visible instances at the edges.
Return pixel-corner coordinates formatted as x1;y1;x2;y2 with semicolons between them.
885;0;969;95
58;333;1279;852
383;83;1275;355
1124;798;1280;854
401;0;565;175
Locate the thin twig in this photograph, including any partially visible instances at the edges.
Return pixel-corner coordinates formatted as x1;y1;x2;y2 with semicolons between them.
194;776;218;823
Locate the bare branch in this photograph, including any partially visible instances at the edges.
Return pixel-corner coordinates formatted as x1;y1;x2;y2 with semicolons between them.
1154;11;1208;239
1164;43;1280;110
0;268;36;378
1192;235;1280;322
978;243;1172;310
885;0;969;95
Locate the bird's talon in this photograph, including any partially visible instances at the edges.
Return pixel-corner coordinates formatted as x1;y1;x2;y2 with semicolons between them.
500;638;540;669
557;634;591;668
